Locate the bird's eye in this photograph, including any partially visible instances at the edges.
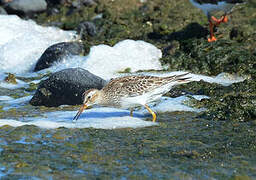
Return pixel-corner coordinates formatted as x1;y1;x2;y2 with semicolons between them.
88;96;91;99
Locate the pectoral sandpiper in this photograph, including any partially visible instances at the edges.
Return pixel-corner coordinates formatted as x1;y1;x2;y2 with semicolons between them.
189;0;244;42
73;73;192;122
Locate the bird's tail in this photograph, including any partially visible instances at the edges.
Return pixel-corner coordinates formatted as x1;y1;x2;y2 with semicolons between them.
168;72;192;84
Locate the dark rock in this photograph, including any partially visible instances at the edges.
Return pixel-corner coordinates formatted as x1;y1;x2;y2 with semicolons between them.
76;21;97;39
0;6;7;14
34;42;83;72
30;68;106;107
4;0;47;15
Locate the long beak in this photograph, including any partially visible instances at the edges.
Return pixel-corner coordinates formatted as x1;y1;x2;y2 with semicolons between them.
73;104;88;122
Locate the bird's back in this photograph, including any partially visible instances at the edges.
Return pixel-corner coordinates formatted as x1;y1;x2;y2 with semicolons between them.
101;73;191;107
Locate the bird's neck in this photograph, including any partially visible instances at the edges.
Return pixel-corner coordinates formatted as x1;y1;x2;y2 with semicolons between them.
96;90;106;105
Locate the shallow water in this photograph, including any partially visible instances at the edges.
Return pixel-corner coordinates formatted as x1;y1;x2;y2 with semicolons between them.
0;112;255;179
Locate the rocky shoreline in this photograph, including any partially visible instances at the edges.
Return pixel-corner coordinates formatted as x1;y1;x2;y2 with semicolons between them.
1;0;256;121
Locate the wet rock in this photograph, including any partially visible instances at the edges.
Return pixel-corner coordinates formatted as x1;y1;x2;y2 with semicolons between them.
4;0;47;15
0;6;7;14
34;42;83;72
30;68;106;107
76;21;97;39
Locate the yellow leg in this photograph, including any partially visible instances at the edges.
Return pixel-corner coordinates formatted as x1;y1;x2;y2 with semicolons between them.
130;108;133;117
144;104;156;122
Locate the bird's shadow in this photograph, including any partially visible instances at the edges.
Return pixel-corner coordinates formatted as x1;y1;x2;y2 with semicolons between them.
70;111;148;120
148;22;208;42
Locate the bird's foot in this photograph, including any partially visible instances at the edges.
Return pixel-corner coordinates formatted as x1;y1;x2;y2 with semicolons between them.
144;104;156;122
130;108;133;117
208;36;217;42
222;15;228;23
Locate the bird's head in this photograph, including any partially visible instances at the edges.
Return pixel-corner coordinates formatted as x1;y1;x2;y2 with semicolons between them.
73;89;101;121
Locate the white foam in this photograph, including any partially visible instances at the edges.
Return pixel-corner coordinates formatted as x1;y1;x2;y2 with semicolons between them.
84;40;162;79
0;15;77;74
0;108;157;129
0;95;208;129
4;95;32;105
3;96;32;111
0;96;14;101
46;39;163;79
190;72;245;86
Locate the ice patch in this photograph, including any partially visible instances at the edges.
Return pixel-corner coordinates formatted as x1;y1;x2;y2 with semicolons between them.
0;15;77;74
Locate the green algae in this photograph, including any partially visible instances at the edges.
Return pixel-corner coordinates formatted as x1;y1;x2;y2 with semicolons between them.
4;73;17;84
174;79;256;122
162;38;256;76
25;82;38;92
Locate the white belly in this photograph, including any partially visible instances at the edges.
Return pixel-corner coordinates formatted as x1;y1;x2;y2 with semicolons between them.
120;84;171;108
189;0;234;15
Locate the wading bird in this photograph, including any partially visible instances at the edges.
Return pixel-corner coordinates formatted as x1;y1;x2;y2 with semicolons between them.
73;73;192;122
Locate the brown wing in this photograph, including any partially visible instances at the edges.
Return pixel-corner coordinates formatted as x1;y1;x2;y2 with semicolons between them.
103;73;190;98
102;76;160;97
